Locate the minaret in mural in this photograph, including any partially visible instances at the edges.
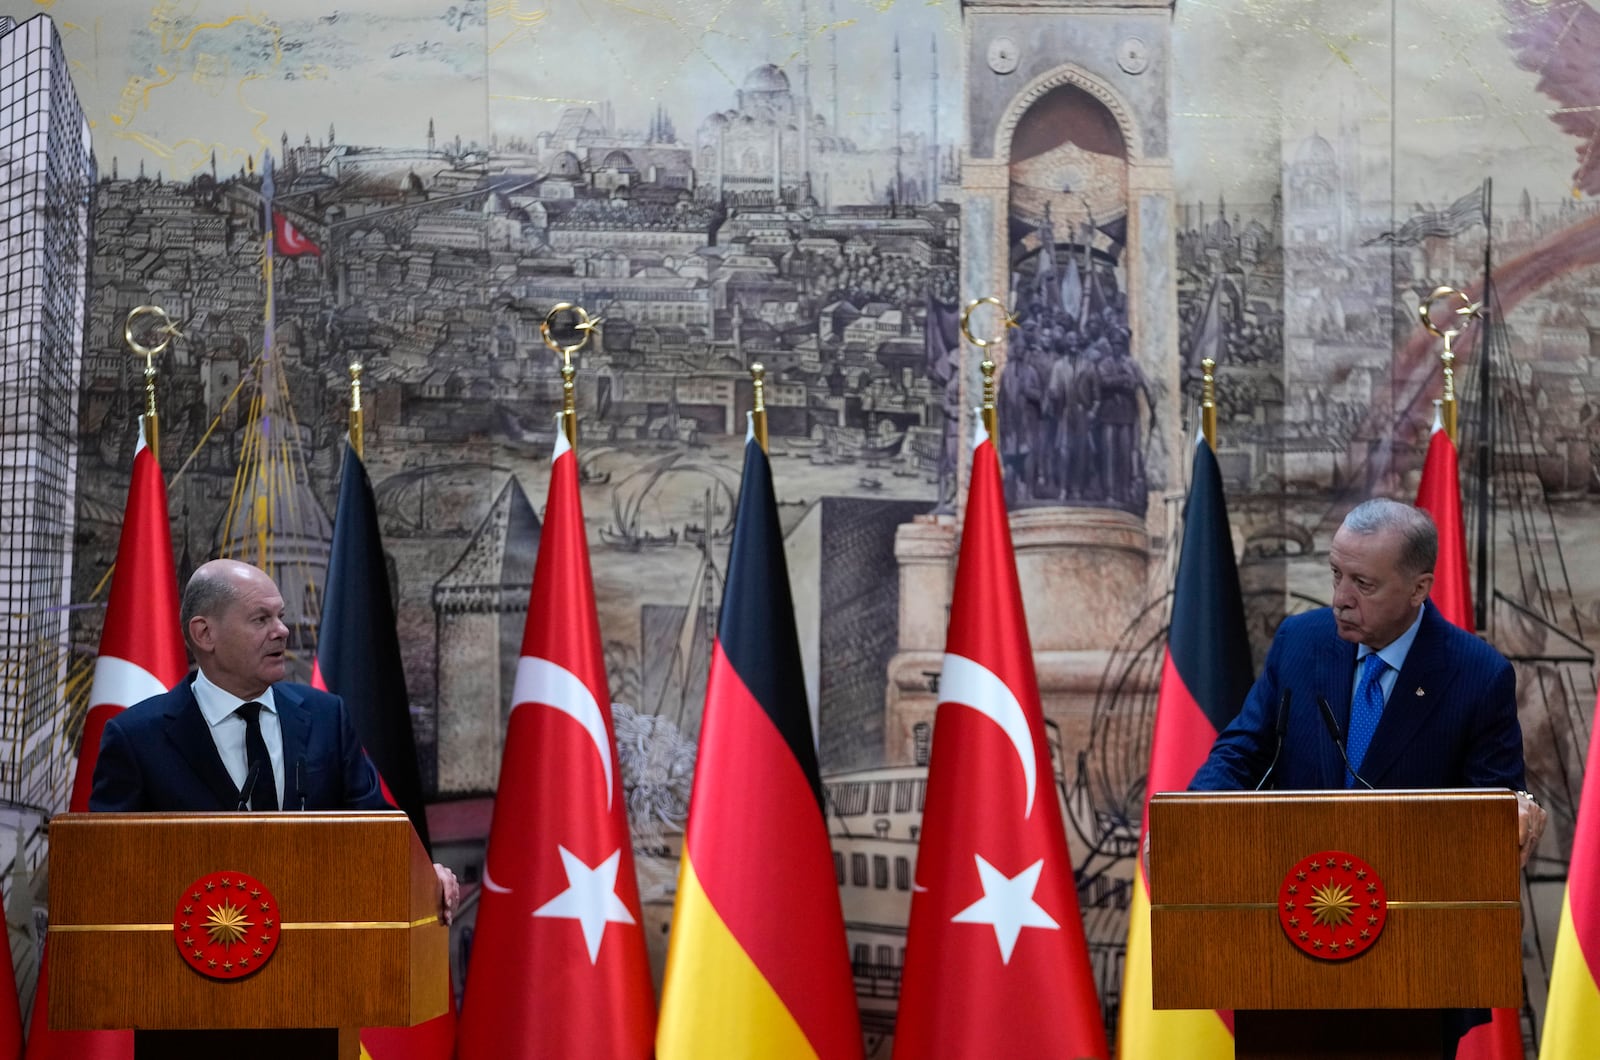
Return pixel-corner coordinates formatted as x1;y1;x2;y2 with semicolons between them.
892;35;903;209
829;0;840;134
928;33;939;203
799;0;813;200
427;117;436;153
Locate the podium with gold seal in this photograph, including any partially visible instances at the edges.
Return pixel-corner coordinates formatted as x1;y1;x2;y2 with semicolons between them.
1149;789;1522;1059
47;811;448;1060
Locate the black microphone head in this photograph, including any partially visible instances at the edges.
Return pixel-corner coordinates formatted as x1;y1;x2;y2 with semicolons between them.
1275;689;1292;737
1316;695;1343;742
238;759;261;811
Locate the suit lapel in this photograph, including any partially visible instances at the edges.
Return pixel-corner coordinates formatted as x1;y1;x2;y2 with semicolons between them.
275;683;313;810
1358;605;1451;786
162;677;246;810
1313;632;1358;788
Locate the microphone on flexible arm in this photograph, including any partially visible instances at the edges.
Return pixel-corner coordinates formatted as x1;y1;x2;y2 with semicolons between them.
295;758;306;811
1317;695;1375;790
237;760;262;812
1253;689;1292;792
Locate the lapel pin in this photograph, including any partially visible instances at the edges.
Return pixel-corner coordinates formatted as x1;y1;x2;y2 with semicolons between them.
1415;687;1426;697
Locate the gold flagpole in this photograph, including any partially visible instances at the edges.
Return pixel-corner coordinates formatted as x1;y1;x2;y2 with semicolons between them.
542;302;602;451
123;305;179;461
348;361;365;460
750;362;769;453
1201;357;1218;451
979;355;998;439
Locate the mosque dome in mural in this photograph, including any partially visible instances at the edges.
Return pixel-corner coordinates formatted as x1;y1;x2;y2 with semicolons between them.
1294;131;1336;168
743;64;791;94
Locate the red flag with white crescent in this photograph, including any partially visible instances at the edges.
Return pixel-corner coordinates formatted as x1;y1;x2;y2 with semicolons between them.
74;423;188;810
33;423;183;1060
1414;416;1473;631
1416;423;1518;1058
455;428;655;1058
894;422;1108;1058
273;211;321;257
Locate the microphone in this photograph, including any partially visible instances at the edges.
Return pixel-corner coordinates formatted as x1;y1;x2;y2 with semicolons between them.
1317;695;1374;790
237;760;262;812
1253;690;1292;791
295;758;306;811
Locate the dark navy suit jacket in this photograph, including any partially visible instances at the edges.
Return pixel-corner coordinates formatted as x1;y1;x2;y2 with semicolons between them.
89;673;390;813
1190;601;1524;792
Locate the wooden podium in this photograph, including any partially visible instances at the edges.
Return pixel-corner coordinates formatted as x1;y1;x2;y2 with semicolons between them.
47;811;449;1060
1148;789;1522;1060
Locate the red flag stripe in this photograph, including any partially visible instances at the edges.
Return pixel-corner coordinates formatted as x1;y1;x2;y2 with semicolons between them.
1142;650;1225;838
1568;697;1600;993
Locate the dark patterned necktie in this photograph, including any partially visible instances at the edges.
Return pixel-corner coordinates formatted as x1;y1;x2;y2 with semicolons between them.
237;701;279;811
1344;653;1388;786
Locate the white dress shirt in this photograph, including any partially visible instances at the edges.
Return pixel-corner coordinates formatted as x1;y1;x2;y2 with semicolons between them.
1352;603;1427;709
191;668;285;808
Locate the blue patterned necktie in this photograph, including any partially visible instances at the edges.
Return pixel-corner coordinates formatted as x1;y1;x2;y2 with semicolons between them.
1344;653;1388;786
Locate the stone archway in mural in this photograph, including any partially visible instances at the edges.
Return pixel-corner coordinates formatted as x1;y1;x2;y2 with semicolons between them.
1001;82;1149;517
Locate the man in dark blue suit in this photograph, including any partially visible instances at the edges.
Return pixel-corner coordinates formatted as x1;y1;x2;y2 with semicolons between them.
1191;498;1545;852
90;559;459;917
1187;499;1545;1057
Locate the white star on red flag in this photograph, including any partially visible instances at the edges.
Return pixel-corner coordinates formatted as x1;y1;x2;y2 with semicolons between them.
950;855;1060;964
533;846;637;964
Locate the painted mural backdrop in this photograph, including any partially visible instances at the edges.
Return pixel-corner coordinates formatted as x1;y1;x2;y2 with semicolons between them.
28;1;1600;1056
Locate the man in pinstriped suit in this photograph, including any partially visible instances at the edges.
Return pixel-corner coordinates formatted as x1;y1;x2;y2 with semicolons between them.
1191;499;1546;852
1187;499;1547;1057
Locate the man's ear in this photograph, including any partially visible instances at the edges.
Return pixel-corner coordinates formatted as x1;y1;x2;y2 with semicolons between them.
1410;572;1435;608
188;616;213;654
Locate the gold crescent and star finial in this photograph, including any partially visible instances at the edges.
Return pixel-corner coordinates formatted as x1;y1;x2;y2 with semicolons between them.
959;296;1018;439
541;302;601;449
1418;286;1482;445
123;304;182;460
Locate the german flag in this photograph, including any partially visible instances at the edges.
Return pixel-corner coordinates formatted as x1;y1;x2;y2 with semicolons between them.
311;439;453;1059
311;440;431;849
657;424;862;1058
1539;686;1600;1058
1116;437;1251;1059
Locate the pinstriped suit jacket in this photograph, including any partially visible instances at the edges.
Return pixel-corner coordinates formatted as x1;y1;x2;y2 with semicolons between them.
1189;600;1524;792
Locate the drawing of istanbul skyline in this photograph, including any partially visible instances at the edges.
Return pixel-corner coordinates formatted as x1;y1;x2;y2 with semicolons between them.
72;1;963;781
47;1;1600;1049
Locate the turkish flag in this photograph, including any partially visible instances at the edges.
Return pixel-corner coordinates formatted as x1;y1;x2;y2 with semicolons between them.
272;211;320;256
70;423;188;812
1414;416;1473;631
894;421;1108;1058
454;428;655;1058
1416;423;1519;1057
32;423;184;1060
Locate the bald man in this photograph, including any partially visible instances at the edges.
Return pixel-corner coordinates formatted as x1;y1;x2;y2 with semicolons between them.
90;559;459;918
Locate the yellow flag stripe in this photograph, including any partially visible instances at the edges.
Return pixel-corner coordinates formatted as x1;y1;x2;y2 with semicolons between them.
1116;862;1234;1059
1541;893;1600;1058
657;852;817;1058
